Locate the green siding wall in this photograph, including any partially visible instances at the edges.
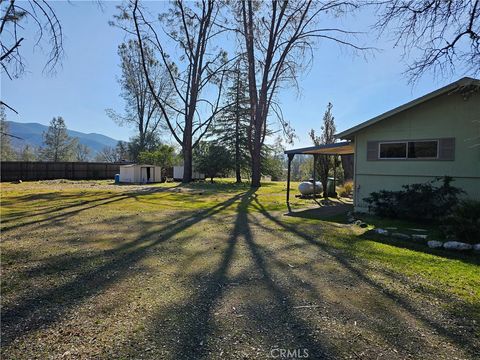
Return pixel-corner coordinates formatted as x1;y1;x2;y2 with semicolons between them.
353;91;480;212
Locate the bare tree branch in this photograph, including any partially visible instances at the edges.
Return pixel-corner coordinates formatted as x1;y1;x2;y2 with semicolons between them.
375;0;480;83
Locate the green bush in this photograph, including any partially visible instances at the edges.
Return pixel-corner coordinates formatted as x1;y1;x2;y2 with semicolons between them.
442;200;480;244
363;176;463;221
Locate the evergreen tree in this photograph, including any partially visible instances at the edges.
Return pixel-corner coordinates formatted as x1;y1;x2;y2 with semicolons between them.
128;133;161;161
194;142;233;183
309;103;337;198
210;61;251;183
138;144;176;175
0;108;16;161
40;117;76;161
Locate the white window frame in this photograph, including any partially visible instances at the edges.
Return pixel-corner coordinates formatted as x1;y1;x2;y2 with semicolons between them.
378;139;439;160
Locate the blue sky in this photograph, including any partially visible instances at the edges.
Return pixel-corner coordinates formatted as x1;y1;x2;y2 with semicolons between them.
2;1;468;148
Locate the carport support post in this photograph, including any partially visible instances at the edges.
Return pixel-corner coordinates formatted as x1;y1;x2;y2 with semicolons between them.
333;155;337;197
312;154;317;199
286;153;294;210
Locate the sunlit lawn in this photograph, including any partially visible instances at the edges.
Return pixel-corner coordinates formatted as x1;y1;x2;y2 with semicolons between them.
1;179;479;359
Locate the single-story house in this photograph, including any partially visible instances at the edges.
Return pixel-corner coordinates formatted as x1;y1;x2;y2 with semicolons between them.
285;77;480;212
119;164;163;183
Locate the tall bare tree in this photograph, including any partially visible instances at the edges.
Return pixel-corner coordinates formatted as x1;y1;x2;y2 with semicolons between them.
239;0;367;187
74;142;91;162
106;40;171;161
0;0;64;113
115;0;231;182
375;0;480;83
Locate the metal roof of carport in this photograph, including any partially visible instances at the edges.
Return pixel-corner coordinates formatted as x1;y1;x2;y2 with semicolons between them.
284;141;354;155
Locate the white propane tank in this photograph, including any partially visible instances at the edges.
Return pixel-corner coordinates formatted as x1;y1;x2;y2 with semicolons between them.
298;181;323;195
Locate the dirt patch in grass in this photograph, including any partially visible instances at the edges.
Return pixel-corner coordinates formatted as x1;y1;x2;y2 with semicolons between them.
1;180;479;359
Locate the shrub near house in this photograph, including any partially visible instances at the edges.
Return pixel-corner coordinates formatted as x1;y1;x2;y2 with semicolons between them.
364;177;480;244
364;176;462;221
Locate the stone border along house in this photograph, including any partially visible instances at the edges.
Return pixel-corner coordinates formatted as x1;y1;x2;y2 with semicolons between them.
284;77;480;213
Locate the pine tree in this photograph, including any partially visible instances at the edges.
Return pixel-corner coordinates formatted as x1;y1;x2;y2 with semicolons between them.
0;107;16;161
309;102;337;198
210;61;251;183
40;117;76;161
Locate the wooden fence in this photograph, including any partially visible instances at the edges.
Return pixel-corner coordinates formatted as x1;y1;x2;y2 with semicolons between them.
0;161;122;182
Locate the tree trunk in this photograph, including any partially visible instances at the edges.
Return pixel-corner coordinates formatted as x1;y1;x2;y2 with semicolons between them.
182;116;193;183
235;92;241;183
183;149;192;183
235;139;241;183
341;154;354;181
251;144;261;187
321;176;328;198
319;155;329;199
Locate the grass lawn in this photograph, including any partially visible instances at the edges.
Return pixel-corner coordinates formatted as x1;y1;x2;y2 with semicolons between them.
1;179;479;359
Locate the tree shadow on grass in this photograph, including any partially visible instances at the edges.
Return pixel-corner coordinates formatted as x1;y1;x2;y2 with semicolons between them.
118;190;468;359
116;190;335;359
0;185;186;232
1;193;132;232
285;203;352;220
1;192;247;348
252;197;479;358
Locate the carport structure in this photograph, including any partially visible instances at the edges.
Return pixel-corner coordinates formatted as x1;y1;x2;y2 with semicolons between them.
284;141;354;211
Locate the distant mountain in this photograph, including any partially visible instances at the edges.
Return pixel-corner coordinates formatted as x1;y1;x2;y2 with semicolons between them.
5;121;120;155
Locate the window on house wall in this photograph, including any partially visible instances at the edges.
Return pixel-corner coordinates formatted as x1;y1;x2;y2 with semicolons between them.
369;138;453;161
408;140;438;158
379;142;407;159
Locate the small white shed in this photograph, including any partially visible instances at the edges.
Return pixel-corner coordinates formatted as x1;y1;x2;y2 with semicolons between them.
173;166;205;180
119;164;162;183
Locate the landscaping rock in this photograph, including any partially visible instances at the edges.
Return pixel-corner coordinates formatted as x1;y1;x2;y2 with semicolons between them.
411;234;428;240
353;220;367;227
428;240;443;248
374;228;389;235
472;244;480;252
392;232;411;240
443;241;472;251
